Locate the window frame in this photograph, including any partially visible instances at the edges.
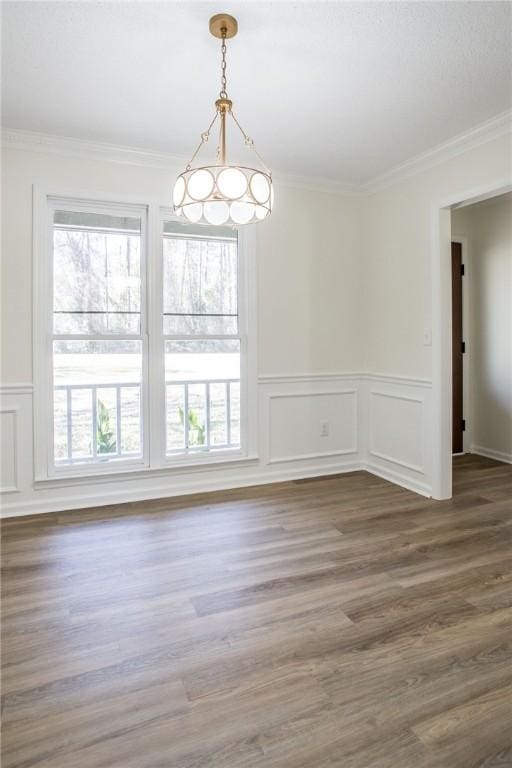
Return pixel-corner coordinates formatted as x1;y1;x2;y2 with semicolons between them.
159;209;252;464
33;188;258;483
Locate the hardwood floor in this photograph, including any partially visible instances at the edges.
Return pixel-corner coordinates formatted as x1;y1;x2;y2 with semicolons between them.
1;454;511;768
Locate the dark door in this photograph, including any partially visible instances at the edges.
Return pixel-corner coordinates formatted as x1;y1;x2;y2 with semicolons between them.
451;242;463;453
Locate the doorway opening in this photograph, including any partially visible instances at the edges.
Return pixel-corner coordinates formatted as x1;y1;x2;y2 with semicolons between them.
431;179;512;500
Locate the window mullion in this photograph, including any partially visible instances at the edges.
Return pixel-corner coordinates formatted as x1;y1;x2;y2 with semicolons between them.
147;203;166;468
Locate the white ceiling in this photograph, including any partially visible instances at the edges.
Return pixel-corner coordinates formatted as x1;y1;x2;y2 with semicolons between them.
2;1;511;185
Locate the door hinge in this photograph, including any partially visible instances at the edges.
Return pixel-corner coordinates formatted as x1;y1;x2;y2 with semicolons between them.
462;341;466;353
461;263;465;276
462;419;466;431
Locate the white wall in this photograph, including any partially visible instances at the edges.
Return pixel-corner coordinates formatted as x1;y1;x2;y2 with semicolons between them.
360;133;511;495
361;134;511;378
452;194;512;462
1;147;364;384
1;145;367;515
1;131;511;515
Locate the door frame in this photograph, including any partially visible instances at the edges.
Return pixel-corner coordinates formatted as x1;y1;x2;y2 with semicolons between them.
430;178;512;500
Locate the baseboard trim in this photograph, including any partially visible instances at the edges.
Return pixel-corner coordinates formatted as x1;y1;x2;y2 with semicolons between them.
470;446;512;465
364;462;432;498
1;460;365;518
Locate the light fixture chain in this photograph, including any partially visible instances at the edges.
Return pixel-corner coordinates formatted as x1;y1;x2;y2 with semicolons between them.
220;30;228;98
185;111;219;170
230;111;272;176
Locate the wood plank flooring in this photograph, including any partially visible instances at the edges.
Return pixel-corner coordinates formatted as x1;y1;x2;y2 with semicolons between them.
1;454;511;768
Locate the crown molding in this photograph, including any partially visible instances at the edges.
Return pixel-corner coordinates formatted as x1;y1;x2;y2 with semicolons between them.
0;128;359;197
361;110;512;194
1;128;186;169
2;110;511;197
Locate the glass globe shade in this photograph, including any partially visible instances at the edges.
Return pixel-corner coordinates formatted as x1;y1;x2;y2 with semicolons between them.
217;168;247;200
204;200;230;225
183;203;203;223
173;176;186;207
187;169;214;201
250;173;270;204
255;204;269;221
230;201;255;225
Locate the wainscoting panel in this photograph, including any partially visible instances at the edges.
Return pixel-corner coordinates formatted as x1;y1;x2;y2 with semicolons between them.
1;409;19;492
1;373;434;516
267;389;358;464
1;386;33;501
370;391;424;472
365;375;432;496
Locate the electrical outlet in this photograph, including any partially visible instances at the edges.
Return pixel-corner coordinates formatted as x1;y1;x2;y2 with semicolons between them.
320;420;329;437
423;328;432;346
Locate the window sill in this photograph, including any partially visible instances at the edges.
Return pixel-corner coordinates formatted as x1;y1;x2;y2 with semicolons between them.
34;452;260;489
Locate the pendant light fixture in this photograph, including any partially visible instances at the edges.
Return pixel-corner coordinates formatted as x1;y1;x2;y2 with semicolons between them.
173;13;273;226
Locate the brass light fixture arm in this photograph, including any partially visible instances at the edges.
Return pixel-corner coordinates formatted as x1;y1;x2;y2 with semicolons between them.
185;111;219;171
230;110;272;176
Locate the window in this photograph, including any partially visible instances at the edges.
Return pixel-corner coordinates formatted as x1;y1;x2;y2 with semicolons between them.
34;194;254;479
162;221;241;455
50;206;145;469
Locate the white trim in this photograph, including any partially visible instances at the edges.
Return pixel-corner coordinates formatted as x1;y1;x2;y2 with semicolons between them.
2;459;363;518
2;128;358;197
3;129;186;168
363;462;431;498
35;192;150;478
259;372;431;387
2;374;431;392
368;451;423;474
267;389;358;399
1;369;441;515
259;372;361;385
147;203;166;468
368;390;425;474
363;110;512;194
266;388;359;464
431;178;512;500
369;389;424;404
4;111;510;196
33;452;260;490
0;407;20;493
0;383;34;395
470;446;512;465
267;450;358;465
362;373;431;388
31;189;258;480
0;373;434;392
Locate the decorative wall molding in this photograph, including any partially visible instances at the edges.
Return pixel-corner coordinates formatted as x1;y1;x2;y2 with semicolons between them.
1;374;433;392
0;408;20;493
4;111;511;197
0;371;436;516
259;372;361;385
360;373;432;389
1;128;358;197
363;462;431;498
369;388;426;475
362;110;512;194
368;450;423;475
266;388;358;464
2;128;186;168
0;383;34;395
